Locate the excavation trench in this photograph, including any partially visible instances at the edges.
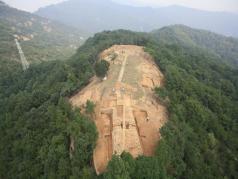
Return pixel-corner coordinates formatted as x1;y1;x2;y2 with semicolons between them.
70;45;168;174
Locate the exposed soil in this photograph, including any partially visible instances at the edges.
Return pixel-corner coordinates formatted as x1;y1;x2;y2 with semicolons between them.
70;45;168;174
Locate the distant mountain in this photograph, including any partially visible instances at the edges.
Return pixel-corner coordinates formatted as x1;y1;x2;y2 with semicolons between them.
36;0;238;37
0;2;86;64
152;25;238;66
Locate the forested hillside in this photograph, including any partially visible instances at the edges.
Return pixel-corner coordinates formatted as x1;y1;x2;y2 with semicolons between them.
0;20;18;62
0;1;86;64
152;25;238;67
0;26;237;178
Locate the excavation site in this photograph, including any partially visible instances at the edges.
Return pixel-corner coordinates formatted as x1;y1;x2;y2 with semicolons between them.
70;45;168;174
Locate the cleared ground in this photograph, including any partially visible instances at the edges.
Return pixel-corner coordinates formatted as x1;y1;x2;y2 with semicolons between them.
15;39;29;70
70;45;167;174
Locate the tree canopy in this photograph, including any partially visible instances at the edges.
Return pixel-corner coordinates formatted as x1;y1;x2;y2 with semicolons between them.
95;60;110;77
0;27;237;178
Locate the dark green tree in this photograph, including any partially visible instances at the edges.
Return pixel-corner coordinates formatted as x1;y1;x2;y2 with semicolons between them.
95;60;110;77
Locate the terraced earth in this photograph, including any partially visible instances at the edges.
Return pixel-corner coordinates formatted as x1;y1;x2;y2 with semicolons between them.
70;45;168;174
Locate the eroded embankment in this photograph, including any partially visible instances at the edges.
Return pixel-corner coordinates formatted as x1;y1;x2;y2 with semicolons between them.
70;45;168;174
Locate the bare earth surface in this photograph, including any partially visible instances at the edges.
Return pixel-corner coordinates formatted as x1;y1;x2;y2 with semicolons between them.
70;45;168;174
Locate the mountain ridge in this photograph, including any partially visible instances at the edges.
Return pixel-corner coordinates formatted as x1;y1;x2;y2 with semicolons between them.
1;25;237;179
36;0;238;37
151;25;238;66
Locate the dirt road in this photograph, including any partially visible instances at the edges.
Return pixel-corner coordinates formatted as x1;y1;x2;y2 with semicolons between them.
118;54;127;82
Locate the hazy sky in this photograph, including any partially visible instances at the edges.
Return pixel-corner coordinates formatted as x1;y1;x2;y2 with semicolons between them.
3;0;238;13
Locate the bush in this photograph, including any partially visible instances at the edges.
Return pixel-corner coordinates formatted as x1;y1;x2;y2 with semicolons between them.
86;100;96;115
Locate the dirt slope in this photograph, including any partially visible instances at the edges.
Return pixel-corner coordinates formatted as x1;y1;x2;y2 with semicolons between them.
70;45;168;174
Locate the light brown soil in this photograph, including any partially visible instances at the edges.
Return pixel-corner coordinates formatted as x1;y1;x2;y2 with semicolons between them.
70;45;168;174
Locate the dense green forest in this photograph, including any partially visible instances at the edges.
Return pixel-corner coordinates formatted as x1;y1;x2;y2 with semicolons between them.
0;26;237;178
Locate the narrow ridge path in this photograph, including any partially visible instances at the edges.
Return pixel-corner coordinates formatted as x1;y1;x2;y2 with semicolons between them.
117;54;127;150
117;54;127;82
